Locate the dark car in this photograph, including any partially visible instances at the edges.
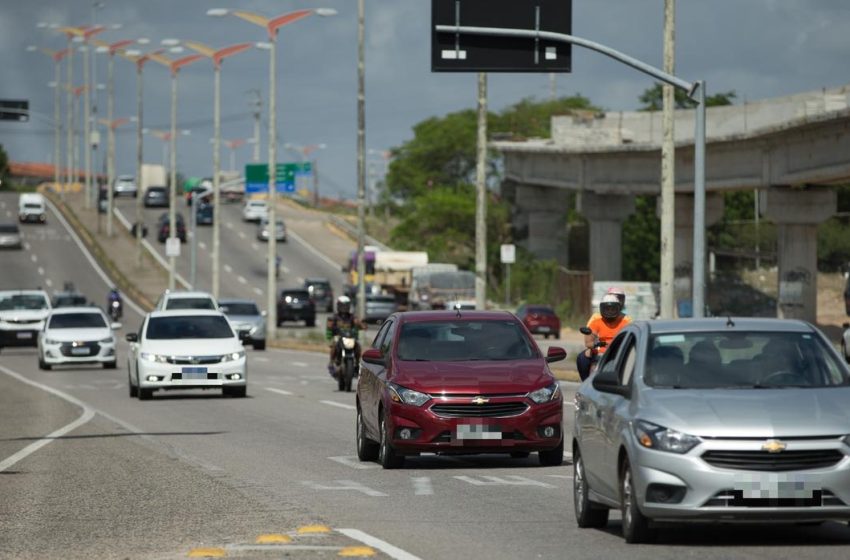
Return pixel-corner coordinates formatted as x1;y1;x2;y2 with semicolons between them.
516;304;561;339
195;202;214;226
143;186;169;208
51;291;88;308
356;310;567;469
363;293;398;324
156;212;187;243
277;289;316;327
304;277;334;312
186;184;213;206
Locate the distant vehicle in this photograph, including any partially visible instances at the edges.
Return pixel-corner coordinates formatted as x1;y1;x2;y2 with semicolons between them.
277;289;315;327
516;304;561;339
113;175;137;197
219;299;266;350
186;184;213;206
257;217;286;242
363;293;398;324
0;290;52;349
51;291;88;308
195;202;214;226
303;277;334;313
125;310;247;399
38;307;119;370
144;186;169;208
18;193;47;224
156;212;187;243
409;270;476;311
242;199;268;222
0;223;23;249
155;290;218;311
345;248;428;310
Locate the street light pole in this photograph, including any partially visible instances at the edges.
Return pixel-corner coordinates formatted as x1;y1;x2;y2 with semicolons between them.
474;72;488;310
28;46;68;198
659;0;676;319
356;0;366;322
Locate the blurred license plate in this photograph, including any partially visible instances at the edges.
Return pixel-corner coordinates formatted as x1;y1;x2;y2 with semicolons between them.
456;425;502;440
734;473;819;499
16;332;33;339
181;367;208;380
537;326;551;332
71;347;90;355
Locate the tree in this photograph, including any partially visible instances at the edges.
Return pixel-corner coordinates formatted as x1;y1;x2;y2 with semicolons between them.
622;196;661;281
0;144;10;187
638;83;737;111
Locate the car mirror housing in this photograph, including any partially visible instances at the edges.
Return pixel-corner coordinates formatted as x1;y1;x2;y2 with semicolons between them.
362;348;385;365
125;333;138;342
546;346;567;363
592;368;630;398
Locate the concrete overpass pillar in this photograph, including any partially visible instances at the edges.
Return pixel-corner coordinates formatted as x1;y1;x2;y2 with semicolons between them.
514;184;569;265
579;192;635;281
761;187;836;323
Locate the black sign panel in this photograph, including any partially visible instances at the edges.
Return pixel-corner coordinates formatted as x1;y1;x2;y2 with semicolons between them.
432;0;571;73
0;100;29;122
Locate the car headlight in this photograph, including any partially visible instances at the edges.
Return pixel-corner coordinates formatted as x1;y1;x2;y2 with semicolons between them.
388;383;430;407
528;383;561;404
140;352;168;363
221;350;246;362
842;435;850;447
99;337;115;344
44;338;61;345
634;420;701;454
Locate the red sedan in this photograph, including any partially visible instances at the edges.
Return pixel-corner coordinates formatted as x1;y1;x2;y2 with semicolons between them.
516;304;561;339
355;310;567;469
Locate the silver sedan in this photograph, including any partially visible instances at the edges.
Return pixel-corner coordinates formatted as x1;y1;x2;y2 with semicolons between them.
572;318;850;543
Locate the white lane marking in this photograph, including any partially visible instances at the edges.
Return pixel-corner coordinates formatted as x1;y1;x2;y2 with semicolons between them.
282;266;291;274
286;227;342;271
198;241;207;250
30;254;38;263
328;455;378;470
253;287;263;296
292;361;308;368
251;242;259;251
4;210;10;217
45;279;53;288
224;264;233;273
453;475;556;488
412;477;434;496
237;275;247;285
546;475;574;480
337;528;424;560
253;356;269;362
563;452;573;461
265;387;293;396
320;400;356;411
225;222;234;230
37;267;45;276
112;206;191;289
23;242;31;250
302;480;388;497
0;364;96;473
238;231;246;239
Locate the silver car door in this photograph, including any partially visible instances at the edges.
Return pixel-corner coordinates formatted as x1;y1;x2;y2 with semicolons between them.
600;334;638;497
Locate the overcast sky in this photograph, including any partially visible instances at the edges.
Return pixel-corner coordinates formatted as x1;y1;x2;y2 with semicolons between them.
1;0;849;198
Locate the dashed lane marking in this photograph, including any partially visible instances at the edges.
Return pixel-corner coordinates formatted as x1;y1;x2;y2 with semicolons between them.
45;279;53;287
224;264;233;273
226;222;234;230
319;400;356;411
30;254;37;263
293;361;308;367
237;275;247;285
198;241;207;250
238;231;246;239
23;242;31;250
339;546;376;557
302;481;388;497
253;287;263;295
253;356;269;362
337;529;424;560
265;387;293;396
453;475;557;488
37;266;44;276
328;456;378;470
251;242;259;251
412;477;434;496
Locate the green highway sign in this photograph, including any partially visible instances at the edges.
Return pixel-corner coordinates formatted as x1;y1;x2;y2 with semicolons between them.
245;162;312;193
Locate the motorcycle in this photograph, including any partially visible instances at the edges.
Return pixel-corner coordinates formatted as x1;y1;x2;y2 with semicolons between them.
579;326;607;377
108;299;123;321
332;327;359;392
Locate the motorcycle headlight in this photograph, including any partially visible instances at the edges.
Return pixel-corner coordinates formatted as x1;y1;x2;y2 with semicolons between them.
221;350;246;362
528;383;561;404
388;383;430;407
141;352;168;363
342;337;356;350
634;420;701;454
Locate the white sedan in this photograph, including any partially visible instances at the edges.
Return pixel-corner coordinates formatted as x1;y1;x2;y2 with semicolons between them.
38;307;120;370
242;199;268;222
126;310;247;400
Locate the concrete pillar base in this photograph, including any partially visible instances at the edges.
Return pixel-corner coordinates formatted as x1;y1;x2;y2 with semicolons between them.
579;191;635;281
514;184;569;265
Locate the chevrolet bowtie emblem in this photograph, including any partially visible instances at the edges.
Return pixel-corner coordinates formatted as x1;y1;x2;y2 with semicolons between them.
761;439;787;453
471;396;489;405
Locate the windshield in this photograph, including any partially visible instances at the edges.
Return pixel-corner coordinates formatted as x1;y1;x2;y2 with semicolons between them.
397;320;538;362
165;297;217;310
49;313;106;329
220;303;259;316
0;225;19;233
24;203;43;209
0;294;49;311
146;315;234;340
645;331;849;389
54;295;87;307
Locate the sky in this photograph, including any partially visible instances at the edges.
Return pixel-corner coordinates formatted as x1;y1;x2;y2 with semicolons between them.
1;0;850;199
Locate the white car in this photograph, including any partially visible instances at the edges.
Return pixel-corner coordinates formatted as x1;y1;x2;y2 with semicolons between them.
38;307;120;370
0;290;51;350
113;175;138;197
155;290;219;311
126;310;247;400
18;193;47;224
242;199;268;222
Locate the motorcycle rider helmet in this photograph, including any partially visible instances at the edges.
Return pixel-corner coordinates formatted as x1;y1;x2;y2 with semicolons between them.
599;294;622;320
336;295;352;315
606;286;626;307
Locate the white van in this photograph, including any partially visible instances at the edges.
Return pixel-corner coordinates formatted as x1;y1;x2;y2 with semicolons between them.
18;193;47;224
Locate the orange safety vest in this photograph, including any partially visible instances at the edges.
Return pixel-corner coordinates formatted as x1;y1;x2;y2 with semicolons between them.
586;314;631;353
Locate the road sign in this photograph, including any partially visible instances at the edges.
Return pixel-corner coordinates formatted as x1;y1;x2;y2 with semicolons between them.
165;237;181;258
500;244;516;264
431;0;571;72
244;162;312;194
0;100;29;122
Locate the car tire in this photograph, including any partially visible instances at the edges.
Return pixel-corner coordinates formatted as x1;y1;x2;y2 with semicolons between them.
538;438;564;466
356;407;379;461
574;448;610;528
38;356;51;370
620;459;657;544
138;387;153;401
556;332;561;340
510;451;530;459
223;386;247;398
378;413;405;469
253;340;266;351
103;360;117;369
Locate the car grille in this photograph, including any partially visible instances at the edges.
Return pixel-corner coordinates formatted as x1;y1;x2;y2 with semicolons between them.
430;402;529;418
165;355;223;365
6;318;41;325
59;342;100;357
701;449;844;472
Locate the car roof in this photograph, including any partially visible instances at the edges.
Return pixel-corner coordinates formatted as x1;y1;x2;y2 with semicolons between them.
0;289;49;297
49;306;104;315
304;277;330;283
644;317;815;335
149;309;225;318
396;310;515;323
162;291;216;299
19;193;44;201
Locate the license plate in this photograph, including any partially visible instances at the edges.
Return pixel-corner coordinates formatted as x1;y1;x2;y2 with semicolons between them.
71;347;90;355
456;425;502;440
734;473;819;499
537;326;551;332
16;332;33;339
181;367;208;380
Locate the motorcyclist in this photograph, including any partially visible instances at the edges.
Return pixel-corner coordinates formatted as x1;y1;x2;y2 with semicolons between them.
326;295;365;376
107;287;123;320
576;294;631;381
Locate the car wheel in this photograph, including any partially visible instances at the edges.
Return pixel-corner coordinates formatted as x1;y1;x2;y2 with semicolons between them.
103;360;117;369
38;355;51;370
574;448;610;528
253;340;266;351
378;413;405;469
538;438;564;466
555;331;561;340
356;407;379;461
510;451;530;459
138;388;153;401
223;386;247;398
620;459;657;543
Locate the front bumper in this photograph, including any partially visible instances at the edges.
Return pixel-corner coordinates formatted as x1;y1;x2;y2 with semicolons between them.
42;341;116;364
0;327;41;347
137;358;247;391
386;397;563;454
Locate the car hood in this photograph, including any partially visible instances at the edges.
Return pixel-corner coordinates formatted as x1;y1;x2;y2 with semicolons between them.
0;309;50;322
393;359;551;395
141;338;241;356
45;327;113;342
639;387;850;438
227;314;263;326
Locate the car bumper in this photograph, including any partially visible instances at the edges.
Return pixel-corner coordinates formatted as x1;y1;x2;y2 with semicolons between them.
42;342;116;364
136;359;247;391
278;309;315;321
0;238;22;249
386;398;563;454
0;328;41;346
19;213;46;223
630;439;850;522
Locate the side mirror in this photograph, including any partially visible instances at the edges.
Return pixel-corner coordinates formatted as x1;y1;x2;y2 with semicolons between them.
592;368;630;398
545;346;567;363
125;333;138;343
843;323;849;329
110;322;123;330
362;348;385;366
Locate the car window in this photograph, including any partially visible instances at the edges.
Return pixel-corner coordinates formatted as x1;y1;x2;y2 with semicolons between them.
618;337;637;385
146;315;234;339
0;293;49;310
165;298;217;310
381;320;397;356
49;313;107;329
597;332;628;378
396;320;537;362
371;320;391;349
220;303;259;315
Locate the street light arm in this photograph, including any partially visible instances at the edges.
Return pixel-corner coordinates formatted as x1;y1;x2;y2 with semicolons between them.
172;54;205;74
266;10;314;36
213;43;253;67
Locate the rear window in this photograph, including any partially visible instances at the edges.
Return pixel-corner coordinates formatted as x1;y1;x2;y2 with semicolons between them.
0;225;19;233
24;203;43;210
148;188;166;194
527;306;556;316
49;313;106;329
146;315;234;339
0;294;49;311
281;291;310;301
220;303;259;315
397;320;538;362
165;297;217;310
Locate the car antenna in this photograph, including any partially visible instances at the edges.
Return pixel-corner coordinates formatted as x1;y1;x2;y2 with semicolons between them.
726;316;735;328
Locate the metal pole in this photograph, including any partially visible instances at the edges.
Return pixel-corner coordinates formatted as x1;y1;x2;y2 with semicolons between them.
212;65;221;299
252;92;261;163
190;193;197;288
266;34;278;340
135;63;144;267
549;73;556;102
168;71;178;290
474;72;488;310
312;158;319;207
53;58;62;198
505;263;510;307
83;45;92;209
692;81;706;318
356;0;366;322
66;39;74;192
106;53;115;237
659;0;676;319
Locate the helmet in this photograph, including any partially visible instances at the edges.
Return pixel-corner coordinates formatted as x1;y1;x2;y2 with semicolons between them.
336;295;351;315
599;294;622;320
606;286;626;306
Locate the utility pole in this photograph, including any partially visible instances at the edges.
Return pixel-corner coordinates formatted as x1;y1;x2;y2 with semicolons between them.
659;0;676;319
549;72;556;102
356;0;367;321
250;89;262;163
474;72;488;310
65;38;74;192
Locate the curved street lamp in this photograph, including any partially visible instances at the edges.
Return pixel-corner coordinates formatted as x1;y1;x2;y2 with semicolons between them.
27;46;69;197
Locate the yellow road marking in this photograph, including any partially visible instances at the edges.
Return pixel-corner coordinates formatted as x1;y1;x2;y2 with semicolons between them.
297;524;332;534
187;547;226;558
339;546;376;557
256;534;293;544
